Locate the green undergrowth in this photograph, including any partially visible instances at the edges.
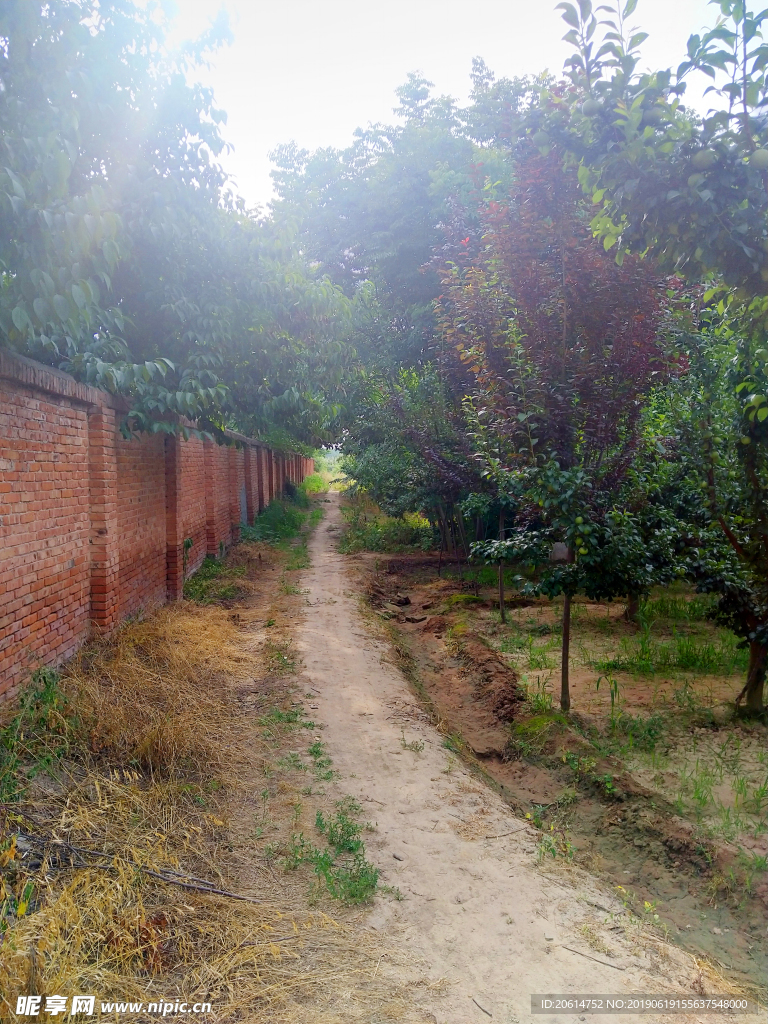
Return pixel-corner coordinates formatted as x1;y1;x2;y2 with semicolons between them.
593;627;749;676
183;556;247;603
260;698;380;904
241;498;308;546
640;593;718;623
338;500;436;553
301;473;326;494
283;795;380;904
0;669;74;802
284;508;324;571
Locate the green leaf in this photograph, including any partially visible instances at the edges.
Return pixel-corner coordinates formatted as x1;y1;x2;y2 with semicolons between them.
4;167;26;200
557;2;581;29
11;305;28;332
52;294;70;321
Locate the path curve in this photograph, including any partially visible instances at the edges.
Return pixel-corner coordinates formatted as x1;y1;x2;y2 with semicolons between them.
295;494;691;1024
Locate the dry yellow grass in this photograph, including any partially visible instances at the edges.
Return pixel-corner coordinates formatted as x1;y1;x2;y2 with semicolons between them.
0;583;419;1023
68;605;251;776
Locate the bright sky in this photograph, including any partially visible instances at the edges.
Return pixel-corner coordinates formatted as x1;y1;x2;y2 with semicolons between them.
167;0;716;210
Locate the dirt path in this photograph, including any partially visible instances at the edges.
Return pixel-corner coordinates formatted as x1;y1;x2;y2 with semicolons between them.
293;495;725;1024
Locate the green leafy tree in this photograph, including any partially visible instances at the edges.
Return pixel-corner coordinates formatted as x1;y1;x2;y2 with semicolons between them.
0;0;237;429
549;0;768;711
437;145;670;710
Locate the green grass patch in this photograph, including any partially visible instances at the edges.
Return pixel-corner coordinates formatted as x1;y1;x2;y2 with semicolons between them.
283;788;379;903
640;593;718;623
338;504;436;554
302;473;326;494
588;710;667;754
508;711;567;758
594;628;748;676
183;556;247;603
0;669;74;802
241;498;308;546
443;593;484;608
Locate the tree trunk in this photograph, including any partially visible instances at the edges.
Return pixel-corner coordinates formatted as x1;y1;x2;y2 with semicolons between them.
561;594;571;712
624;592;641;623
741;640;767;714
498;510;506;624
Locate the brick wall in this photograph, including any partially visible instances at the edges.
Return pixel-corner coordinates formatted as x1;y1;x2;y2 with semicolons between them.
116;432;167;621
0;352;314;701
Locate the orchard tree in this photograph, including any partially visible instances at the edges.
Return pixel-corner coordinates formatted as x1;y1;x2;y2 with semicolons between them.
436;145;670;710
546;0;768;712
340;364;482;552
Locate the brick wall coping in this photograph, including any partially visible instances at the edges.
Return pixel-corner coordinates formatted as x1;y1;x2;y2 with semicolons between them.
0;349;103;407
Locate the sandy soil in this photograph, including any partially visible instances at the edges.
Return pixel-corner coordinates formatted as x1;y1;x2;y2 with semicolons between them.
293;495;743;1024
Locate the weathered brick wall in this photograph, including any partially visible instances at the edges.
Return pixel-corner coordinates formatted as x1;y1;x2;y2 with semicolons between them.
204;439;232;558
0;352;313;701
116;432;167;621
176;434;208;584
0;358;93;697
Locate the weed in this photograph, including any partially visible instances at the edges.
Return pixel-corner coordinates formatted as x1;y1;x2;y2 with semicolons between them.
379;885;404;900
607;711;666;753
562;751;598;775
579;922;612;956
308;740;336;781
258;706;315;731
316;801;365;855
182;536;194;577
640;594;718;623
593;773;618;797
284;798;379;904
0;668;73;801
596;672;621;718
536;824;575;862
277;752;308;772
528;639;554;671
183;556;247;604
673;680;700;710
554;786;580;807
338;500;436;553
442;733;465;754
508;713;566;758
497;631;529;655
241;497;308;546
526;805;547;829
302;473;326;494
265;640;296;674
524;676;554;713
400;731;425;753
594;627;748;676
443;593;484;608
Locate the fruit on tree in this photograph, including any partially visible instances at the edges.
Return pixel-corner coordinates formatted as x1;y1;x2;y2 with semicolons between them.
691;149;718;170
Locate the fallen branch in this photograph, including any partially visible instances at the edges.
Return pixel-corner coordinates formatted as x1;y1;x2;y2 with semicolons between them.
561;945;626;970
14;831;263;904
483;827;527;839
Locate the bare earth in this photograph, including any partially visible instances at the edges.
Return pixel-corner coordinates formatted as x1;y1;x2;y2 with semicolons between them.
293;494;745;1024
